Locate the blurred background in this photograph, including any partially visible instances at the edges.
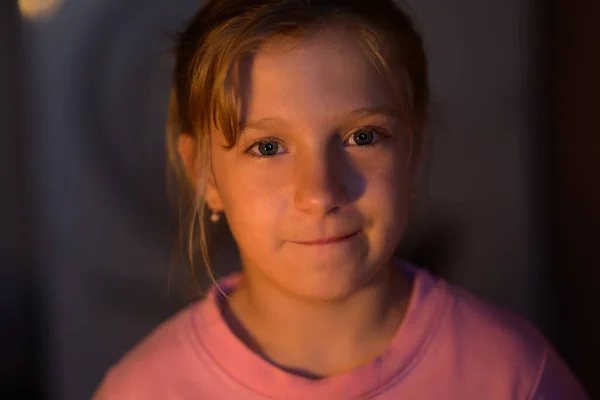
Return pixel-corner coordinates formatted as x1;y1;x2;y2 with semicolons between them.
1;0;598;398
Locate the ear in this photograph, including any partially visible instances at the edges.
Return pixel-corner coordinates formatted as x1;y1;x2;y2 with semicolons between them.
176;133;224;212
177;133;198;188
204;171;224;213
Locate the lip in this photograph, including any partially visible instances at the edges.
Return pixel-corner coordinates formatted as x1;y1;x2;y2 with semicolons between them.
292;231;360;245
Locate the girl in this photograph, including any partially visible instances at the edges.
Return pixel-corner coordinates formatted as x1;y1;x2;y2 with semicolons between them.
95;0;588;398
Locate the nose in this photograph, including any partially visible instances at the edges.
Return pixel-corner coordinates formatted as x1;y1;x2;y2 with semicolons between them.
293;147;349;216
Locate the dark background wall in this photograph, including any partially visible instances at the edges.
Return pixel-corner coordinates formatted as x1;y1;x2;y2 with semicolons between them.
549;0;600;393
0;0;41;398
1;0;598;399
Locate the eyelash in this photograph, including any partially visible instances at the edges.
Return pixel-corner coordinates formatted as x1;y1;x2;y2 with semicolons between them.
244;126;388;159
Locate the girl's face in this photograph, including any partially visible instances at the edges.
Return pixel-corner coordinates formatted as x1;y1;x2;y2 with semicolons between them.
197;28;414;300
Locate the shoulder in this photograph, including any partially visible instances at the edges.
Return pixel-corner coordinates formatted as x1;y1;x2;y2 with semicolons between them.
444;282;549;360
93;299;213;399
532;345;589;399
428;274;587;398
409;265;550;367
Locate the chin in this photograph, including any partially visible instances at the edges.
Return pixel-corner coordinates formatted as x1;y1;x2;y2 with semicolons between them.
273;255;388;301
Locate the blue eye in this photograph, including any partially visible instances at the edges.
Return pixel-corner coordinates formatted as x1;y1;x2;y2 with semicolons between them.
347;127;384;146
258;141;279;156
354;130;374;145
246;139;285;158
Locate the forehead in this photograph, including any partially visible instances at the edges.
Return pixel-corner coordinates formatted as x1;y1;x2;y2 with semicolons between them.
238;27;396;126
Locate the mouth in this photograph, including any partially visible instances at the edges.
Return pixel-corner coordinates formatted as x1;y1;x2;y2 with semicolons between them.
292;231;360;246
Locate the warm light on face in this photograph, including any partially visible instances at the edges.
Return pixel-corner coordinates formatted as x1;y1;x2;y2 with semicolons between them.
204;28;413;301
18;0;65;20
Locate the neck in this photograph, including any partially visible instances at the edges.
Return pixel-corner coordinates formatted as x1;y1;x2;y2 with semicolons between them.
225;259;411;378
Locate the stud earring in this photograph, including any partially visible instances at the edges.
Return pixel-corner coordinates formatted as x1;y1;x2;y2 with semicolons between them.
210;209;221;223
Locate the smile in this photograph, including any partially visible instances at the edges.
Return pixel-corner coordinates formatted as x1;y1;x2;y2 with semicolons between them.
291;231;360;246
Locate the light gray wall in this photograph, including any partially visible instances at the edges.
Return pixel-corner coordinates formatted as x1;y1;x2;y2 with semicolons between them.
22;0;544;398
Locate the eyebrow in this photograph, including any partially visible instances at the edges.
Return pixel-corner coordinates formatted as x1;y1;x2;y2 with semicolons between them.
239;106;401;133
345;106;401;120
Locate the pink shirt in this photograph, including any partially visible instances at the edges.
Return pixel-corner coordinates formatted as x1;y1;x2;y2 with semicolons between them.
96;262;588;399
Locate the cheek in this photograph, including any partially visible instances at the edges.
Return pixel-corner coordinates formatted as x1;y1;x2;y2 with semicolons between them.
212;153;288;240
356;149;412;252
357;148;412;212
228;182;285;222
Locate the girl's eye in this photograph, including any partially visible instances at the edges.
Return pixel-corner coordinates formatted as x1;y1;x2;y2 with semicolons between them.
346;127;384;147
246;140;285;157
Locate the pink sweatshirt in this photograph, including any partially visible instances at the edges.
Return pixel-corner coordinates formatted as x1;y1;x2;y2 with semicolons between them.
96;262;588;399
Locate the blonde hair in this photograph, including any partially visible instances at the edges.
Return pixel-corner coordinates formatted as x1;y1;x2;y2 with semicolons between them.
166;0;429;291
